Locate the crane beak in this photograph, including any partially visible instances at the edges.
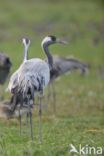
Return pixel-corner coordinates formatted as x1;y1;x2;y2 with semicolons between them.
56;39;68;45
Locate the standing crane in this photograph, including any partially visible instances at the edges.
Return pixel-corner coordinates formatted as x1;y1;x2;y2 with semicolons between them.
7;38;31;135
48;55;89;112
0;38;31;120
7;36;66;140
39;37;88;112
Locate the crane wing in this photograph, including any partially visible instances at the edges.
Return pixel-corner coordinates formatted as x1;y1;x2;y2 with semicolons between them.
50;55;89;80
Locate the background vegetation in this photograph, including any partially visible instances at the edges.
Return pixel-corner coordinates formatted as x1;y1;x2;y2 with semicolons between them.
0;0;104;155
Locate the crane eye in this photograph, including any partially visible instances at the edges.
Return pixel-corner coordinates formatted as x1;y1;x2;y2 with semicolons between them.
48;35;56;41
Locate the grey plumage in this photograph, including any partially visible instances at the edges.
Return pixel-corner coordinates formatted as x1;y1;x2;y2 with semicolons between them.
7;36;66;140
50;55;88;82
0;53;12;84
46;55;89;112
7;38;35;139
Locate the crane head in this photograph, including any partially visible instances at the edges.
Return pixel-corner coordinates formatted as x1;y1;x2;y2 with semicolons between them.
22;38;30;48
41;35;68;46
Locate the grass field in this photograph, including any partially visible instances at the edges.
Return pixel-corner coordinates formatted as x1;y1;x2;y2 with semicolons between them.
0;0;104;155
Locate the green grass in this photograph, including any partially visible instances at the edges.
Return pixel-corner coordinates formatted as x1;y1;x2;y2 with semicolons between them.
0;115;103;156
0;0;104;155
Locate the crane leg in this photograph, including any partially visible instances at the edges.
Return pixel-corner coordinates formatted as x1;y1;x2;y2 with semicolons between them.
44;84;51;111
47;83;51;100
19;107;22;136
28;96;35;140
29;110;33;140
38;92;43;143
51;83;56;113
11;95;17;112
26;97;34;127
46;82;57;113
38;77;44;143
26;112;29;126
27;97;33;140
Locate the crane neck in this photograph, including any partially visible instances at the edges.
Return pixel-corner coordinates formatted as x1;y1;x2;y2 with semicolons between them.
23;46;29;62
42;43;53;70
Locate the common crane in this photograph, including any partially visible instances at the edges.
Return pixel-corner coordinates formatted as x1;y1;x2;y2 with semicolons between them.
0;38;31;120
0;53;11;85
7;36;66;140
7;38;32;137
7;38;30;95
0;53;11;100
48;55;89;112
41;38;88;112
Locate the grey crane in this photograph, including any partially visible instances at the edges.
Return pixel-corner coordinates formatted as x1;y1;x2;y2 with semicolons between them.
41;39;88;112
48;55;88;111
0;53;11;85
7;36;66;140
0;39;31;121
7;38;32;135
0;53;11;101
7;38;33;137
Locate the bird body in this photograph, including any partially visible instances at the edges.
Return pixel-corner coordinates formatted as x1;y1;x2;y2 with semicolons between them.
8;38;30;94
17;58;50;96
8;70;19;93
46;56;88;113
0;53;12;84
50;55;88;82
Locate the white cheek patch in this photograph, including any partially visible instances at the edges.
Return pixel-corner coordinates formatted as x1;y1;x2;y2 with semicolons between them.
22;38;26;45
41;37;51;45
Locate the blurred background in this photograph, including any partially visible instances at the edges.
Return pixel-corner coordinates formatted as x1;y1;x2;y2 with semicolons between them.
0;0;104;155
0;0;104;68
